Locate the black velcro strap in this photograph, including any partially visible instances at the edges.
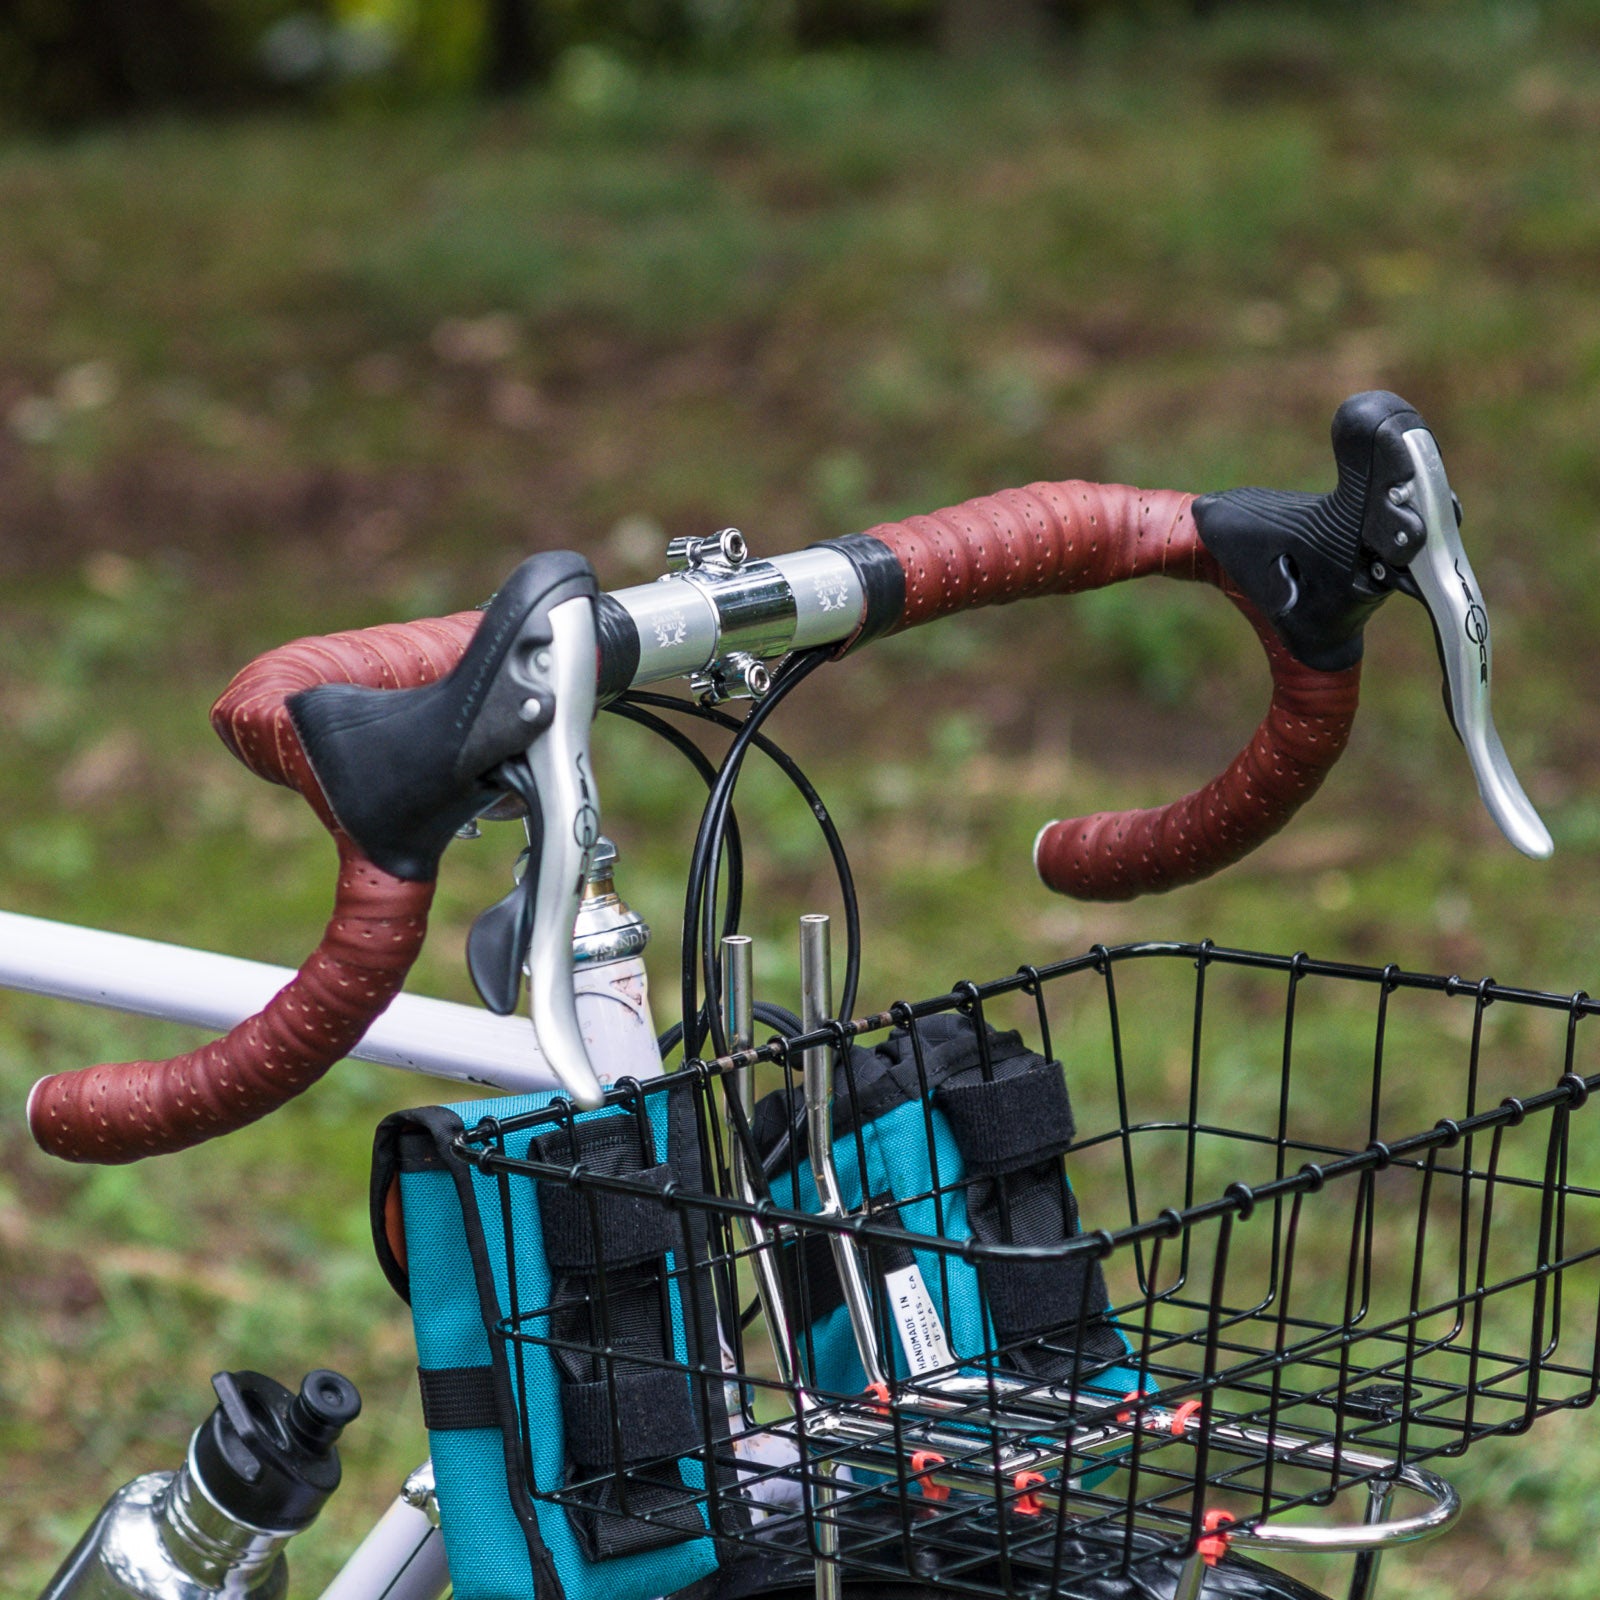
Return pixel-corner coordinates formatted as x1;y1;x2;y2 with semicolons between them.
538;1164;679;1270
936;1055;1076;1175
779;1226;844;1325
418;1364;501;1431
982;1251;1103;1339
975;1180;1123;1363
561;1368;698;1468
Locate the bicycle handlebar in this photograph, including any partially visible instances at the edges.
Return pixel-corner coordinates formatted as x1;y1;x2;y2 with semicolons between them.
858;483;1360;898
27;614;478;1162
27;392;1545;1162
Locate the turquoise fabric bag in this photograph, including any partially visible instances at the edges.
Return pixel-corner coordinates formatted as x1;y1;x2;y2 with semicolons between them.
751;1015;1140;1402
372;1088;741;1600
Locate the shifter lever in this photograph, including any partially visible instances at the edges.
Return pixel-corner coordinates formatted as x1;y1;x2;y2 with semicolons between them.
1193;390;1552;860
290;550;608;1106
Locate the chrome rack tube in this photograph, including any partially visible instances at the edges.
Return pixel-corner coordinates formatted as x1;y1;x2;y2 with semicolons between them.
720;935;797;1388
1347;1478;1399;1600
797;1410;1458;1558
799;914;888;1393
797;912;876;1600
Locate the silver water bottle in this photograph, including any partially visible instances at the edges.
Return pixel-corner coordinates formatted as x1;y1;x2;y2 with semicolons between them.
39;1367;360;1599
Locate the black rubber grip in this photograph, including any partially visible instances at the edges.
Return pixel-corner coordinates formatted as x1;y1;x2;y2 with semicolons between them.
1193;390;1428;672
288;551;598;881
596;593;641;703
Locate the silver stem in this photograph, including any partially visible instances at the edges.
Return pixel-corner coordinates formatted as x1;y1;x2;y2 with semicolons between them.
608;548;866;693
720;935;797;1388
800;914;887;1392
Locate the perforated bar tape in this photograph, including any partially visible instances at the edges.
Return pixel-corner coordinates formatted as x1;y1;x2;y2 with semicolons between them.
859;481;1361;900
27;612;480;1163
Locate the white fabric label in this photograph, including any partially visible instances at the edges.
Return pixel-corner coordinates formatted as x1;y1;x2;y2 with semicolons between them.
885;1261;954;1375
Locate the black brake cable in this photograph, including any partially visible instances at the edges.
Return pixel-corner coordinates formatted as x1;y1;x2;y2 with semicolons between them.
672;651;828;1059
606;666;860;1348
692;702;860;1059
602;697;747;942
622;649;859;1060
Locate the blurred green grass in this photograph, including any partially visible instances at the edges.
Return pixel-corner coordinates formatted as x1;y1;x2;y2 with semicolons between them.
4;5;1600;1592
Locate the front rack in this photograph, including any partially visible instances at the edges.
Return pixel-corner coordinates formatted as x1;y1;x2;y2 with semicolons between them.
456;941;1600;1600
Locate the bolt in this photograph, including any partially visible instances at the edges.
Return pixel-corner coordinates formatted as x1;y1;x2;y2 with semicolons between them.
718;527;747;566
520;696;543;721
1395;530;1409;547
1388;483;1411;506
743;660;771;697
1371;562;1388;583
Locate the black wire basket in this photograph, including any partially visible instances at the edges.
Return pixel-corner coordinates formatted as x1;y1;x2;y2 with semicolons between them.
455;941;1600;1599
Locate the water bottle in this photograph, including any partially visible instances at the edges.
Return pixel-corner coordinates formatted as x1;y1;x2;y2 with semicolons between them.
38;1367;360;1599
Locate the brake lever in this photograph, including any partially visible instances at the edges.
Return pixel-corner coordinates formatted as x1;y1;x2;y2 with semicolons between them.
465;591;604;1107
1193;390;1552;860
1390;427;1552;859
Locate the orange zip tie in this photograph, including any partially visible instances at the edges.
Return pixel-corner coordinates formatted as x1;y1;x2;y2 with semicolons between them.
1117;1389;1146;1425
863;1381;891;1415
910;1450;949;1503
1012;1471;1047;1516
1170;1399;1204;1436
1198;1508;1235;1566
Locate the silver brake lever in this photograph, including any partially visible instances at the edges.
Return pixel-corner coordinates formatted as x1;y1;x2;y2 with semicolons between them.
521;593;605;1107
1398;427;1553;860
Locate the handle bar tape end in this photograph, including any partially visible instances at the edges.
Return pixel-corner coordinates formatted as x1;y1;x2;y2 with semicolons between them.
27;840;437;1163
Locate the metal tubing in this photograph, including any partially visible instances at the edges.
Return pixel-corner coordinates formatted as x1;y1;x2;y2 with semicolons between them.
1171;1548;1208;1600
780;1402;1458;1556
314;1465;449;1600
723;934;757;1125
1346;1478;1399;1600
0;910;562;1095
798;914;854;1600
721;935;797;1388
799;914;887;1391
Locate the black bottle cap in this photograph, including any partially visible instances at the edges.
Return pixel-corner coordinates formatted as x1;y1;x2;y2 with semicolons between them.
191;1368;362;1532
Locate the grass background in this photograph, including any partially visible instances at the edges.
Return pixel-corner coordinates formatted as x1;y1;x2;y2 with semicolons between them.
3;3;1600;1592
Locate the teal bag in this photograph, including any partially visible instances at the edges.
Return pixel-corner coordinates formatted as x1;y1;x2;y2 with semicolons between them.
372;1087;742;1600
751;1014;1140;1402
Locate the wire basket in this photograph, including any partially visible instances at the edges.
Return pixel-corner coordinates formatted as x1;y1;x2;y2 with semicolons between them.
456;941;1600;1598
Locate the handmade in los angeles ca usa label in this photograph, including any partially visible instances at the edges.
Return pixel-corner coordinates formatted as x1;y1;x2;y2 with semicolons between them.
885;1260;954;1375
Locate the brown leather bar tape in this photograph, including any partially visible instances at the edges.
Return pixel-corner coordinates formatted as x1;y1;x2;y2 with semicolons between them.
862;481;1362;900
28;612;483;1164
